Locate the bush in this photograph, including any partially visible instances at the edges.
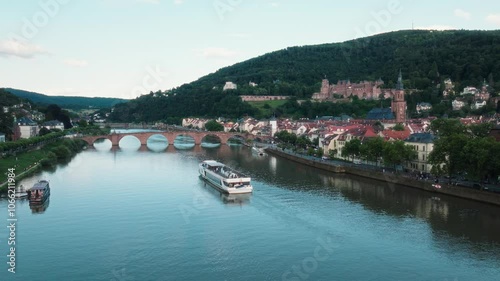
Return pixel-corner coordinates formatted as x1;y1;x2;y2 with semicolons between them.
51;145;72;159
41;152;58;167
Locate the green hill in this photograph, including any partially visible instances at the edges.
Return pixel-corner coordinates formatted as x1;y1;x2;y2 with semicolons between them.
0;88;22;107
0;89;23;138
109;29;500;122
3;88;128;110
193;29;500;93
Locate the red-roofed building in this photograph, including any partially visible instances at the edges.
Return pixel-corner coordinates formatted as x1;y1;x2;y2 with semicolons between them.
363;126;378;138
223;122;238;132
380;126;411;141
321;134;342;157
459;118;480;126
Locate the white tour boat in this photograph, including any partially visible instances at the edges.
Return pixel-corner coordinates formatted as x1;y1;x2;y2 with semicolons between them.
199;160;253;194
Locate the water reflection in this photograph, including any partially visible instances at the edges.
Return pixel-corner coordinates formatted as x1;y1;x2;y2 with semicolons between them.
2;143;499;280
147;134;169;151
29;199;50;214
50;138;500;250
201;135;221;148
208;146;500;247
93;138;112;151
174;135;195;149
201;143;221;148
320;174;500;245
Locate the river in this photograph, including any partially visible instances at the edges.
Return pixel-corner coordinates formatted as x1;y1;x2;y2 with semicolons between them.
1;135;500;281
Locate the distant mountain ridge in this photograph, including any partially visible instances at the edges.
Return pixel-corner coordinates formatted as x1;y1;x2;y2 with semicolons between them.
3;88;128;109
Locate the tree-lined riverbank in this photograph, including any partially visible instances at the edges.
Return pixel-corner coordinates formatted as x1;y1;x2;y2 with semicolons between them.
0;138;86;192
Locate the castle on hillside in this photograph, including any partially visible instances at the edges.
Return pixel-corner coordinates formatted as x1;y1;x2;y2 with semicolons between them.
312;78;384;100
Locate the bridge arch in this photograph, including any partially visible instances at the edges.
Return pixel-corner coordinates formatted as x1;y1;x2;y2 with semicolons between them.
146;134;169;152
173;133;196;149
118;135;141;151
147;134;169;144
80;131;250;148
227;134;246;145
80;136;112;146
92;137;112;150
201;134;222;148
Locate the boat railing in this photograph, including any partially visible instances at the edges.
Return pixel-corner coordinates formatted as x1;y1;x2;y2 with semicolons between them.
209;166;246;179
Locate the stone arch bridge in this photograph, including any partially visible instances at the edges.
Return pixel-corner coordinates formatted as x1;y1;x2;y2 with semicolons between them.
79;131;252;146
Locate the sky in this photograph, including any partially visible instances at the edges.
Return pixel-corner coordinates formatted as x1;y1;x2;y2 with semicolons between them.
0;0;499;99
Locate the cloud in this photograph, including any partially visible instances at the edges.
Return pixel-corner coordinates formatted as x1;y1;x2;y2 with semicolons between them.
137;0;160;4
266;0;279;7
198;47;238;59
64;58;88;67
454;9;471;20
416;25;456;31
0;39;48;59
486;14;500;26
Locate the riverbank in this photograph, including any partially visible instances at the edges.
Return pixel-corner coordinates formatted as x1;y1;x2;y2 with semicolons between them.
0;164;42;192
0;150;46;192
0;138;86;192
266;147;500;207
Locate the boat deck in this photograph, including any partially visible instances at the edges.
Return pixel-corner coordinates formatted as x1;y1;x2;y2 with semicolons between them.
203;161;248;180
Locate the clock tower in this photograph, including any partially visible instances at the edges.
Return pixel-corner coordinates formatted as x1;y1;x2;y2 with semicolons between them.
391;70;406;123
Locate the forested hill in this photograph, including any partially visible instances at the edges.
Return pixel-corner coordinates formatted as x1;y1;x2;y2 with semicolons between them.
4;88;128;109
0;88;22;107
193;29;500;93
0;89;22;137
109;29;500;122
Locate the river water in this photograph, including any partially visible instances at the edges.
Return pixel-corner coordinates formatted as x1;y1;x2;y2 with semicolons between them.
1;136;500;281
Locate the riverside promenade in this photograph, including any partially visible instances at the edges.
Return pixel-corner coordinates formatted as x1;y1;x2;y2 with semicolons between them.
265;146;500;207
0;163;41;192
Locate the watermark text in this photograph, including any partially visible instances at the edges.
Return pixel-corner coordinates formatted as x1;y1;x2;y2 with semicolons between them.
6;168;17;274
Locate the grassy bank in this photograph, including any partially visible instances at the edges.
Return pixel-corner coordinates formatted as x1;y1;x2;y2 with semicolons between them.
0;138;86;192
248;100;288;117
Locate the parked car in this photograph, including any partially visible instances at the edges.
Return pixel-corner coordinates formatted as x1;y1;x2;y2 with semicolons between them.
472;183;488;191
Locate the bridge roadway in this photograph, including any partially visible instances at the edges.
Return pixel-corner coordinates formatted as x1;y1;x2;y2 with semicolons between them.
79;131;250;146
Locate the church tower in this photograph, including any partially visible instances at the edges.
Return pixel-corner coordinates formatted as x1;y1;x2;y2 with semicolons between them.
391;70;407;123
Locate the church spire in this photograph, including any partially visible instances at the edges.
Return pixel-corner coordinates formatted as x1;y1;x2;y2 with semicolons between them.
396;69;404;90
392;69;406;123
